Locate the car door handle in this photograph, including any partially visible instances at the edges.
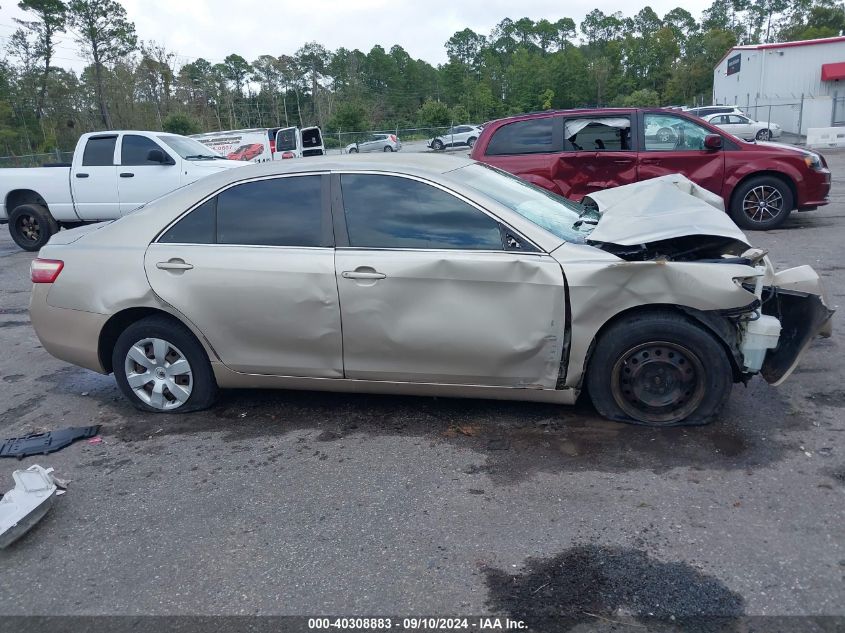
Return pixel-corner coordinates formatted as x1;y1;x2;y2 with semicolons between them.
613;159;633;164
342;270;386;280
156;259;193;271
120;172;134;178
641;158;661;165
75;173;89;178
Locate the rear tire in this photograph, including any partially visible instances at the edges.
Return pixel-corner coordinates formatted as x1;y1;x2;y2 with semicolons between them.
383;146;393;152
112;315;218;414
755;128;771;141
586;311;732;427
729;175;793;230
9;204;58;252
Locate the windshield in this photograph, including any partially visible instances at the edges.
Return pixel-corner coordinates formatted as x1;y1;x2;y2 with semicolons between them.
454;163;595;243
158;135;225;160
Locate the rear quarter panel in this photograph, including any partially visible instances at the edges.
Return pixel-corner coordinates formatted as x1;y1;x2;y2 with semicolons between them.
1;167;75;221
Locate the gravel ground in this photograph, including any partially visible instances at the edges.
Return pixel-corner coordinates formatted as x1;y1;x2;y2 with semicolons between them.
0;150;843;629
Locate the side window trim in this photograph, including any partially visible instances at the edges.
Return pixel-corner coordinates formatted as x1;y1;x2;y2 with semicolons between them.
154;172;333;247
330;170;542;253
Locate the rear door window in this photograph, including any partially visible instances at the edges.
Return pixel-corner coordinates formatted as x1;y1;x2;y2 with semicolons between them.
82;136;117;166
159;198;216;244
485;118;558;155
564;117;631;151
340;174;503;250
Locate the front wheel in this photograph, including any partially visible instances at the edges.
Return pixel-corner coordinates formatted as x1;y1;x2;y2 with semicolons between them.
729;175;793;230
586;312;732;426
112;315;218;413
432;139;444;151
467;137;477;148
9;204;58;251
755;128;771;141
348;147;358;154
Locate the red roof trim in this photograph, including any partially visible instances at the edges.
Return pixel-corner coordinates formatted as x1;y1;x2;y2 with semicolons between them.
822;61;845;80
715;36;845;69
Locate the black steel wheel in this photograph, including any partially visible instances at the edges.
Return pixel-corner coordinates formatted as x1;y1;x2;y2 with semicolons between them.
587;311;733;426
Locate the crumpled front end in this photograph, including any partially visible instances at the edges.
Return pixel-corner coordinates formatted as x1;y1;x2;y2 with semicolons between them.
750;262;834;385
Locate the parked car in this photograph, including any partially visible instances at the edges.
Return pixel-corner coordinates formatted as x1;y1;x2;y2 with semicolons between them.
683;105;745;118
0;131;250;251
191;126;325;161
29;155;831;427
702;112;782;141
429;125;482;151
345;133;401;153
470;108;830;230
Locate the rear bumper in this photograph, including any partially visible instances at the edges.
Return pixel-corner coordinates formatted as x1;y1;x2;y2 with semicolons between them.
29;284;108;373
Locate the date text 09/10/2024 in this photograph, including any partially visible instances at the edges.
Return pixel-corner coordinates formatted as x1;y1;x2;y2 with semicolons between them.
307;617;528;630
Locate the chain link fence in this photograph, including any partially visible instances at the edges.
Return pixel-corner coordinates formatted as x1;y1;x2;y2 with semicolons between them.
0;150;74;168
325;126;472;154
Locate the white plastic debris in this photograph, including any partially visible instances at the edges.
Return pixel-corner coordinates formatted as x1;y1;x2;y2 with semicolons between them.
0;465;60;548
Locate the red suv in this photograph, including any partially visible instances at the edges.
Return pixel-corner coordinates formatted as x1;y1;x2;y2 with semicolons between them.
470;108;830;230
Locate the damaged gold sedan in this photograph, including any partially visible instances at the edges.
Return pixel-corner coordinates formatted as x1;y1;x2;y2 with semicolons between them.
29;155;832;426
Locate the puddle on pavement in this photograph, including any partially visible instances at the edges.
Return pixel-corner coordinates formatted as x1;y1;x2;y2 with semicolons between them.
484;545;744;632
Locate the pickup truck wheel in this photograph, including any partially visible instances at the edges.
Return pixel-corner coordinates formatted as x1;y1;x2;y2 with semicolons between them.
9;204;58;252
730;175;793;230
586;312;732;427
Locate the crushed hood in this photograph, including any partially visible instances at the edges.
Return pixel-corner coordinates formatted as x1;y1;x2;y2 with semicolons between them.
584;174;750;247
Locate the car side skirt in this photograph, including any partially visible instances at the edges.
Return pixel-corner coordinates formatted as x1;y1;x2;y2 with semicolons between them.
211;362;578;404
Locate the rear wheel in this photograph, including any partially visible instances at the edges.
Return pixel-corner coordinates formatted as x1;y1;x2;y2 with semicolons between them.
586;312;732;426
9;204;58;252
729;175;793;230
656;127;676;143
755;128;771;141
383;145;393;152
112;315;218;413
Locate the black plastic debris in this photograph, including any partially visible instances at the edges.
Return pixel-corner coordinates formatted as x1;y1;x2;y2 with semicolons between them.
0;426;101;459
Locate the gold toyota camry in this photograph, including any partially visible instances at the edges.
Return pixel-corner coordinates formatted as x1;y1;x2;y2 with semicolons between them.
28;154;832;426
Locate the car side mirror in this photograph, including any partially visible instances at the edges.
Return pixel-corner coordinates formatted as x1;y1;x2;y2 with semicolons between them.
147;148;173;164
704;134;723;151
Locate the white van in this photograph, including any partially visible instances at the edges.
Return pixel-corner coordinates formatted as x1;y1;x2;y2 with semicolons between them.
190;126;325;162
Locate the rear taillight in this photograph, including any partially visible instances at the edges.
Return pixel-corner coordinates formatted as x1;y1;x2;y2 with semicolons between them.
389;134;397;142
281;151;295;159
31;258;64;283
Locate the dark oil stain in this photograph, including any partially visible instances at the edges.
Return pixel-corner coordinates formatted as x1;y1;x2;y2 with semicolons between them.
0;320;28;329
484;545;744;632
0;396;41;425
36;365;813;482
1;374;25;383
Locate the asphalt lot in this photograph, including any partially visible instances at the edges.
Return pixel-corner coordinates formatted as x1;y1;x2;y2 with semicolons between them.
0;151;843;628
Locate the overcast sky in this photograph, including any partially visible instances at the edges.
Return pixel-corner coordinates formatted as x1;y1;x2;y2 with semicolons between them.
1;0;712;71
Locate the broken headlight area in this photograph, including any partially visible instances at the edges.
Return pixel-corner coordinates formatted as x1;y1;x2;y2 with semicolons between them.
591;235;752;263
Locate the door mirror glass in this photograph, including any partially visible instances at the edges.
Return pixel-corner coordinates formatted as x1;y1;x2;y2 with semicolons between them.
704;134;723;150
146;148;172;164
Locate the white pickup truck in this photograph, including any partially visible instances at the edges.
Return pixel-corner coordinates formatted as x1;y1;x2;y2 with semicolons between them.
0;130;249;251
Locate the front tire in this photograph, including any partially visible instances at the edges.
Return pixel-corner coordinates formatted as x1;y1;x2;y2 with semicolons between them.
467;137;477;148
9;204;58;251
730;175;793;230
432;139;444;151
112;315;218;413
348;147;358;154
586;311;732;426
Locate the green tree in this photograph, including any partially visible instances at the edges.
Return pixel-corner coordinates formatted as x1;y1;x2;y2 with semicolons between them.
68;0;137;127
329;102;367;131
15;0;67;120
418;99;451;127
162;112;200;135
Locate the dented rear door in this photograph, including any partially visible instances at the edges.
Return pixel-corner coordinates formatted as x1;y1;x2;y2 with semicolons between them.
334;172;567;388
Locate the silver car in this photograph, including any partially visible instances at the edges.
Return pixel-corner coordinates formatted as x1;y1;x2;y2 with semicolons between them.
430;125;482;151
29;155;831;426
345;133;401;153
702;113;782;141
